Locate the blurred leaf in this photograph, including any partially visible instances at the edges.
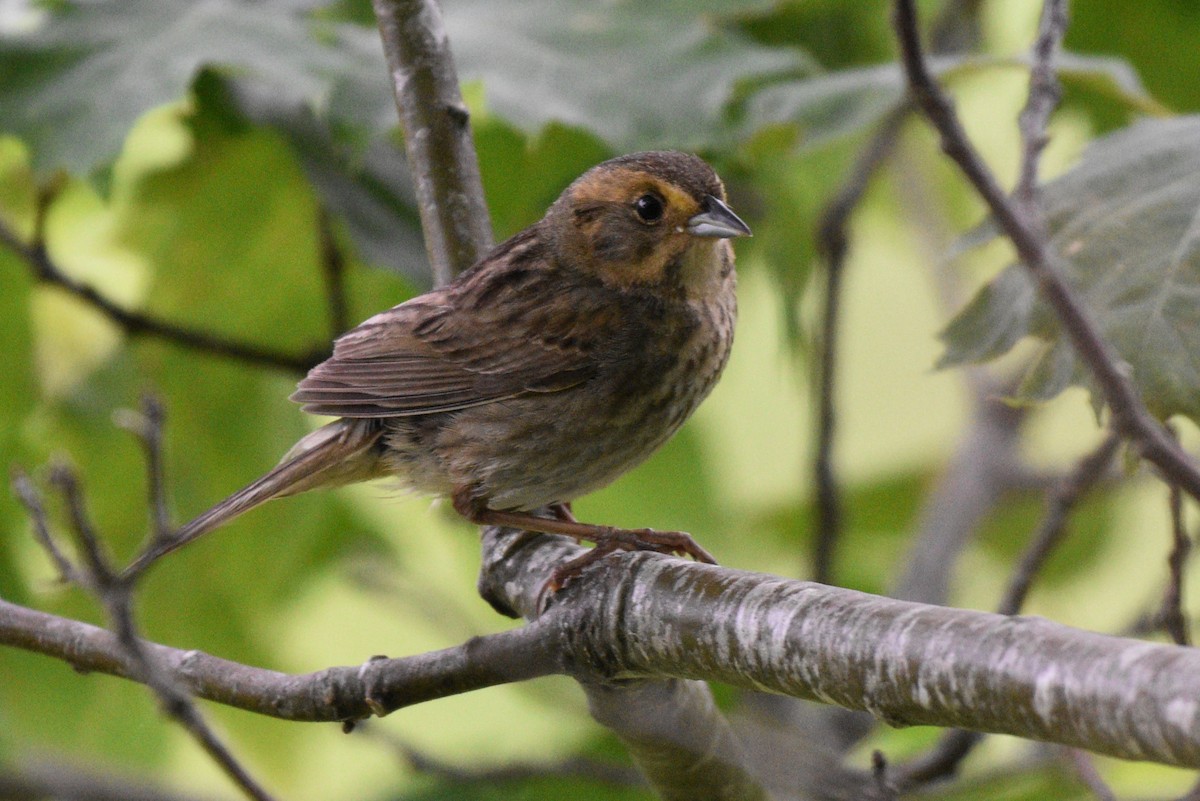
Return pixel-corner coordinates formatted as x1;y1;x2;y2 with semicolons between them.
0;0;392;177
1068;0;1200;114
742;53;1159;152
191;69;430;284
738;0;895;70
941;116;1200;423
442;0;805;152
473;119;611;240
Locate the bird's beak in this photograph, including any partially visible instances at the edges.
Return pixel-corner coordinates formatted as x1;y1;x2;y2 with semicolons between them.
686;195;752;239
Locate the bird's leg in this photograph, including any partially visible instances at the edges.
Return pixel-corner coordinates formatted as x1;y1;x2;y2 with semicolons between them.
453;489;716;591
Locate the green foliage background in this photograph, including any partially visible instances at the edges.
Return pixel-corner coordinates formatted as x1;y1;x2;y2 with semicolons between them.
3;0;1200;798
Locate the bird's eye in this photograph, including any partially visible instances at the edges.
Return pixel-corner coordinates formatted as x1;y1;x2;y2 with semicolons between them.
634;194;665;223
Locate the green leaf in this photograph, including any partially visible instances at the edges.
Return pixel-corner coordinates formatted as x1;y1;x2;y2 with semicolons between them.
443;0;804;151
0;0;392;176
941;116;1200;422
742;53;1160;151
191;70;429;283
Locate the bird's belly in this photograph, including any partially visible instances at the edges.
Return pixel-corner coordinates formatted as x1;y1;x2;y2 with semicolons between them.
387;362;721;511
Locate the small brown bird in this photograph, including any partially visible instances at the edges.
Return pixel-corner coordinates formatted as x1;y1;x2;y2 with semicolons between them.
130;151;749;581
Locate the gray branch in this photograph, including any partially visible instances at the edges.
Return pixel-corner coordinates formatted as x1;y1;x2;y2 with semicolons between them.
9;545;1200;771
371;0;493;285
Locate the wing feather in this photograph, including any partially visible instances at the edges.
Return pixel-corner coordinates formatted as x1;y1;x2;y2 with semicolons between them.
291;230;606;418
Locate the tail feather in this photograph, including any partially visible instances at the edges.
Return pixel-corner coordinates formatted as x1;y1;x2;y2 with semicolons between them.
124;419;386;577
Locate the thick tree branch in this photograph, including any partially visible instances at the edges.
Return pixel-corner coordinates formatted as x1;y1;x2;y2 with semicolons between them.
477;530;773;801
891;0;1200;501
371;0;493;286
11;546;1200;768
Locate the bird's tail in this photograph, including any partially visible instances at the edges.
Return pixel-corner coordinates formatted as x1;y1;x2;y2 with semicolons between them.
124;419;386;577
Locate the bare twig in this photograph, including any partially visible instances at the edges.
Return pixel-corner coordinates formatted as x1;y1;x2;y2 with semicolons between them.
0;595;558;721
11;467;81;585
316;207;351;337
1065;748;1118;801
0;761;225;801
0;218;324;375
15;468;278;801
870;751;899;801
998;431;1122;616
892;729;984;790
809;0;991;585
892;0;1200;502
112;395;173;543
371;0;493;285
1161;476;1192;646
1014;0;1067;212
812;103;910;584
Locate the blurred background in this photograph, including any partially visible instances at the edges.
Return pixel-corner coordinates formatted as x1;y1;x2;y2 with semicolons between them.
2;0;1199;798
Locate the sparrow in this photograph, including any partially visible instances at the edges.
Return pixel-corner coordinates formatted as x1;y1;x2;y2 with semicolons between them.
126;151;750;583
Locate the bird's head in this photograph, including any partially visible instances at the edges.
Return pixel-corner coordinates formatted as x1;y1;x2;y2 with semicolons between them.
546;151;751;296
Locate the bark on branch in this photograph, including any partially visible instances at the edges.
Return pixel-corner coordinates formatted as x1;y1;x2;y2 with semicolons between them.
10;541;1200;769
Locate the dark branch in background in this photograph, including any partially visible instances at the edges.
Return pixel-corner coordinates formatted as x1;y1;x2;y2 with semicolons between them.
812;103;910;585
892;379;1028;607
892;0;1200;502
371;0;493;285
1065;747;1118;801
808;0;988;586
0;762;225;801
1013;0;1067;212
0;210;324;376
1161;472;1192;646
997;430;1121;616
316;207;351;338
12;450;277;801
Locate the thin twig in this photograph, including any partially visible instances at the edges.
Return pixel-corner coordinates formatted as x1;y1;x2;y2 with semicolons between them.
892;0;1200;503
112;398;184;577
892;729;984;790
998;431;1122;616
17;467;279;801
1014;0;1067;212
870;751;899;801
371;0;493;285
0;218;324;374
316;207;351;337
10;467;81;585
809;0;991;585
811;103;910;584
1065;748;1118;801
1161;473;1192;646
